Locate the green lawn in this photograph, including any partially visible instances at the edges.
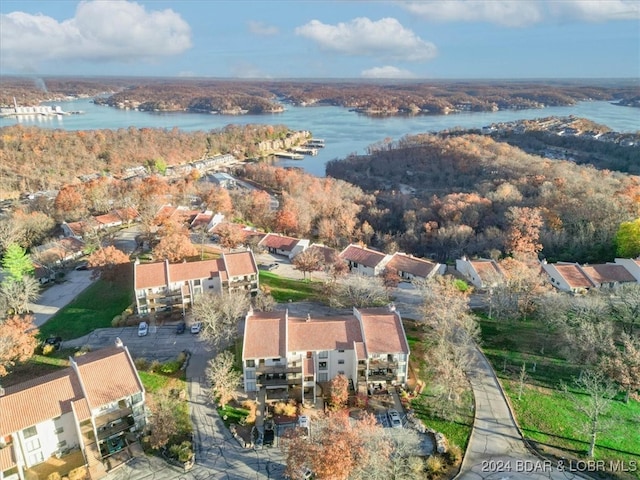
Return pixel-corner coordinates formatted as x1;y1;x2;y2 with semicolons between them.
478;314;640;479
38;279;132;340
258;270;322;302
218;404;250;427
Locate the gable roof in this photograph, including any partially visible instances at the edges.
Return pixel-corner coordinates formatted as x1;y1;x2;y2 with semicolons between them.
307;244;338;264
553;264;596;289
387;253;438;278
288;316;363;352
258;233;300;252
358;308;410;355
580;264;636;285
469;259;503;284
339;244;389;268
243;311;287;359
0;346;142;436
223;251;258;277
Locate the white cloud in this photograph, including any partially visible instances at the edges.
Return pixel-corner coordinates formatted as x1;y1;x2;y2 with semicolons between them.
247;20;279;36
295;17;437;62
399;0;639;27
0;0;192;72
361;66;416;78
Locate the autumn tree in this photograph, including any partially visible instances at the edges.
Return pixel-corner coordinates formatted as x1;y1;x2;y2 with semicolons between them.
505;206;543;260
292;248;323;280
0;315;39;376
281;411;390;480
146;393;178;449
606;283;640;335
87;246;130;281
328;274;390;308
615;218;640;258
152;233;198;263
191;290;250;347
252;288;276;312
201;185;233;215
0;276;40;315
54;185;87;221
2;243;34;281
381;266;401;289
206;351;241;408
492;257;548;321
327;374;349;410
563;370;617;458
10;209;55;249
215;223;246;250
601;334;640;404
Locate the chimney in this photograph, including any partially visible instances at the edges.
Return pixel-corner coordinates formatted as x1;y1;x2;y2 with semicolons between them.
388;303;396;312
115;337;124;348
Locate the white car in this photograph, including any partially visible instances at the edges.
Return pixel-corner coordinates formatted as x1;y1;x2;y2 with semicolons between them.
387;409;402;428
190;322;202;334
137;322;148;337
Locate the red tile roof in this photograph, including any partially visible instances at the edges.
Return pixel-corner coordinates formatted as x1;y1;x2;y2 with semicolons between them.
0;443;16;471
95;212;122;225
470;260;503;284
555;264;595;289
387;253;438;278
339;244;388;268
258;233;300;252
223;251;258;278
134;261;167;290
307;244;339;264
288;316;363;352
0;346;142;436
581;264;636;284
359;308;409;355
170;259;222;283
243;312;287;359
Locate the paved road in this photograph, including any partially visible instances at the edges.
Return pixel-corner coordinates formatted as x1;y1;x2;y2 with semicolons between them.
29;270;95;327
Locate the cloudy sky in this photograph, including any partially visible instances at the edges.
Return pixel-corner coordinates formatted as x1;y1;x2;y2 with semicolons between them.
1;0;638;78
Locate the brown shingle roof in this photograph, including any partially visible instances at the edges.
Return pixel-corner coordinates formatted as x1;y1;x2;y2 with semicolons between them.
75;347;143;410
555;264;595;289
581;264;636;284
359;308;409;355
288;317;363;352
339;244;388;268
258;233;300;252
387;253;438;278
223;251;258;278
243;312;287;359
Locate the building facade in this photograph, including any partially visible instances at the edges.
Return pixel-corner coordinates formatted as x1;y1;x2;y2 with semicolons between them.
0;345;145;480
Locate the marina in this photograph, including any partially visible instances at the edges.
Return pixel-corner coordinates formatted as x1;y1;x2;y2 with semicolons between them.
274;151;305;160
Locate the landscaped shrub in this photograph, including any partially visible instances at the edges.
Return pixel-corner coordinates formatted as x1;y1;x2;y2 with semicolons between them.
149;360;161;372
135;357;150;371
241;400;257;424
446;443;462;465
160;360;180;374
353;392;369;408
47;472;61;480
177;351;188;366
42;344;56;356
112;315;121;327
74;345;90;356
425;455;444;476
273;400;297;417
169;441;194;463
68;466;87;480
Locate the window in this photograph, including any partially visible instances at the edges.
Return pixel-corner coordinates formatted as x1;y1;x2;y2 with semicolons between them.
25;438;40;452
57;440;67;449
338;349;344;353
319;373;328;382
245;370;255;380
132;392;143;405
338;370;345;375
55;427;64;434
29;451;44;465
319;361;327;370
246;359;255;368
338;360;345;365
23;426;37;439
194;279;201;286
271;358;281;363
319;351;328;359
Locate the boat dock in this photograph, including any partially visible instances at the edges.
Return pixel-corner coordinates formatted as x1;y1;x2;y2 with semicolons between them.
306;138;325;148
291;147;318;156
274;151;304;160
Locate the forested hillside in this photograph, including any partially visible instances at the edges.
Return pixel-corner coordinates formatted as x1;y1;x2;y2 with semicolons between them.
0;124;291;198
326;134;640;263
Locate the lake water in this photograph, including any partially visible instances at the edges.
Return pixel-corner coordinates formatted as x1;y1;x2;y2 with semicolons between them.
1;98;638;177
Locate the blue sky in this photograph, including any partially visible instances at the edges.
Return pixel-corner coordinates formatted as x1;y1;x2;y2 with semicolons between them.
1;0;638;79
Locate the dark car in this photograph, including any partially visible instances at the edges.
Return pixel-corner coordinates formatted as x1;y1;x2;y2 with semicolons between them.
45;336;62;350
176;321;186;334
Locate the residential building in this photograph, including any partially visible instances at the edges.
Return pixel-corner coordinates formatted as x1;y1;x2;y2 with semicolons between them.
133;250;259;315
455;257;504;289
258;233;309;259
0;345;145;480
241;306;410;402
542;260;637;292
614;258;640;282
339;244;391;277
386;252;444;282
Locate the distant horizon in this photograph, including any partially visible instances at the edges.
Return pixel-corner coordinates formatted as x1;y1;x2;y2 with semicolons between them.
1;1;638;79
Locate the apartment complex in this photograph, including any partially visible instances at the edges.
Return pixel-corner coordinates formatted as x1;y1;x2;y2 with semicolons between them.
134;250;259;315
242;306;410;401
0;346;145;480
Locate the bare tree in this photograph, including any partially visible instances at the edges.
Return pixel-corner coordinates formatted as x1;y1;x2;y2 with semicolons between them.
606;283;640;335
191;290;250;347
0;276;40;315
206;351;241;408
292;248;324;280
601;334;640;404
563;370;617;458
328;274;390;308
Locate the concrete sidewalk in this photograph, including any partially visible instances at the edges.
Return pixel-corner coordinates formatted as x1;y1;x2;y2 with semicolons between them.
29;270;95;327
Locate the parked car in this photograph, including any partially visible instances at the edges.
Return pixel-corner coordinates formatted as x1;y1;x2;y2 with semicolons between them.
258;263;279;271
387;409;402;429
138;322;148;337
44;336;62;350
176;321;186;334
190;322;202;334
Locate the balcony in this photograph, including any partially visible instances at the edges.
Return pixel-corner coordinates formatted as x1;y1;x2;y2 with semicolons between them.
368;359;398;369
96;416;135;441
256;374;303;387
256;364;302;374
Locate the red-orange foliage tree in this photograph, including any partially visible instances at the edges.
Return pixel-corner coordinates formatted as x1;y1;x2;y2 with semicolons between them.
505;206;543;260
0;315;39;376
382;267;401;289
201;186;233;215
216;223;246;250
54;185;87;221
152;233;198;263
328;374;349;410
292;248;323;280
87;246;131;281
